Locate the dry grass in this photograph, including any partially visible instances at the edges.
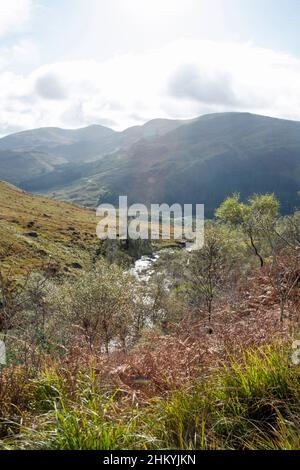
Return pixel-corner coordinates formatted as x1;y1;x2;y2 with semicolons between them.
0;181;100;275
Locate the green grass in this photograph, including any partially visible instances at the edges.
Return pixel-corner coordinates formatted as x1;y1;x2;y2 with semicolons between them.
7;368;158;450
153;344;300;450
3;342;300;450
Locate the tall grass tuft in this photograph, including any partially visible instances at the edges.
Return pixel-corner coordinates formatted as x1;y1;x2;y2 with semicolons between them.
12;367;159;450
147;343;300;450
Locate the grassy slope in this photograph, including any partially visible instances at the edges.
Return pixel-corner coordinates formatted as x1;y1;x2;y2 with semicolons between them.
0;181;100;275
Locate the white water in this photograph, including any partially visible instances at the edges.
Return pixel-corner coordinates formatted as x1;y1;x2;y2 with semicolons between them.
130;242;194;282
130;253;160;281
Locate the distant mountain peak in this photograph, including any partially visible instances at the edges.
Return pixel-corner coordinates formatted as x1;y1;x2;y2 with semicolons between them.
1;112;300;217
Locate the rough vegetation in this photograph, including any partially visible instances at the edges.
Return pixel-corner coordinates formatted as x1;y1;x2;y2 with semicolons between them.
0;187;300;450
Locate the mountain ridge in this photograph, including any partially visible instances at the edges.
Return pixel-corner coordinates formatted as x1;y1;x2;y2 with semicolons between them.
1;112;300;216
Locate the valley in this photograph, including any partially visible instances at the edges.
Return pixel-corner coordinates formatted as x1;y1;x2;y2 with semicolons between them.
1;112;300;216
1;113;300;452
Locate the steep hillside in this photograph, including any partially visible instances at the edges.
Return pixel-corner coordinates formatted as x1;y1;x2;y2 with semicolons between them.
24;113;300;215
0;181;99;275
112;112;300;215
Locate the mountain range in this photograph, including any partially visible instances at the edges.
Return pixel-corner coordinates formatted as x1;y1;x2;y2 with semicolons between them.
1;112;300;216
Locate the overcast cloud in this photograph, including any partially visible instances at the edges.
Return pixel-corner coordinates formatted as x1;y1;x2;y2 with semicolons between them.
1;0;300;135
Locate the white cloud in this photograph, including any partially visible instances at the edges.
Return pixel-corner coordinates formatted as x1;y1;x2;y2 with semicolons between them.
2;39;300;135
0;39;39;72
0;0;33;37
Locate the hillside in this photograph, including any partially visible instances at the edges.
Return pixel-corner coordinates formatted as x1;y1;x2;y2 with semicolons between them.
1;113;300;216
20;112;300;216
0;119;188;186
0;150;66;185
0;181;99;275
0;125;118;184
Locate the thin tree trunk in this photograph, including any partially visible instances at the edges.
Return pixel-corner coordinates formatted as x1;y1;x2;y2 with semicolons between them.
250;234;264;268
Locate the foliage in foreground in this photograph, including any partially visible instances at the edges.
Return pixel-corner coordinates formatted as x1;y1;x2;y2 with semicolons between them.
1;343;300;450
0;191;299;450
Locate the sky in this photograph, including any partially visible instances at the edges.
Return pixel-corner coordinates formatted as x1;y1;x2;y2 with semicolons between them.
1;0;300;135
